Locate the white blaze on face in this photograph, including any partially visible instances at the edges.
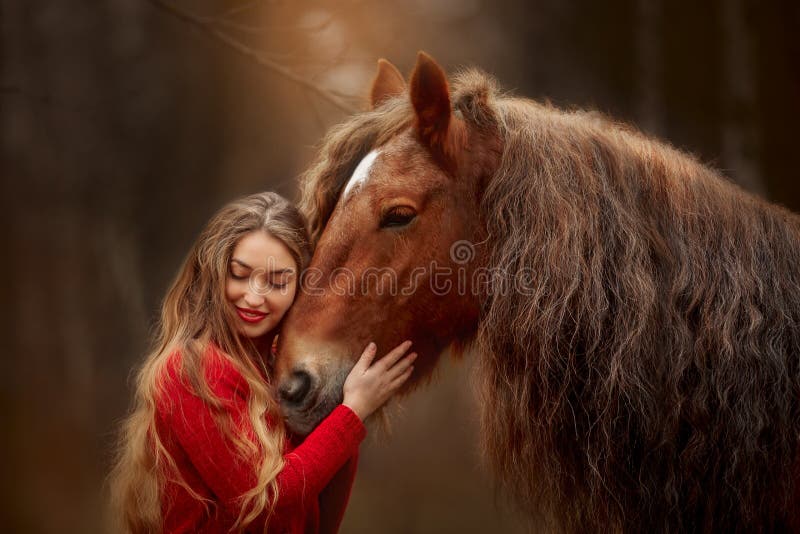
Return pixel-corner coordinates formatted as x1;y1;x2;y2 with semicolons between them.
342;149;380;200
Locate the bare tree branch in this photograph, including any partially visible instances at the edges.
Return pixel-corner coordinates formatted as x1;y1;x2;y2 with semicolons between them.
303;87;328;133
146;0;358;114
201;10;337;35
210;0;263;21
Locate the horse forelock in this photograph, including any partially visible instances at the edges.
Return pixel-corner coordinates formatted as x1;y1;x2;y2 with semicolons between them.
297;97;412;245
297;68;505;245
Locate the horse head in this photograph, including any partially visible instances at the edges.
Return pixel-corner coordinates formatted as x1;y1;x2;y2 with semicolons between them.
274;53;501;435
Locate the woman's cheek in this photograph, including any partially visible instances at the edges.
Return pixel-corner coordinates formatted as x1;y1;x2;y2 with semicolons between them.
287;283;298;302
279;291;295;314
225;278;245;301
274;285;297;315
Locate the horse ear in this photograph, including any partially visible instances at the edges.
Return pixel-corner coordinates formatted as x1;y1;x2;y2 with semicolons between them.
370;59;406;109
410;51;464;168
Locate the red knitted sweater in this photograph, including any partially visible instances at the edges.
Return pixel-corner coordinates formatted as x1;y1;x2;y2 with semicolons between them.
154;344;366;533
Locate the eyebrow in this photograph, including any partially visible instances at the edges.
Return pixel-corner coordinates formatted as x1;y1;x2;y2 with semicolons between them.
231;258;294;274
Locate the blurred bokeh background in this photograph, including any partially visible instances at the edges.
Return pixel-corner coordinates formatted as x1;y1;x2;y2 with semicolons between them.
2;0;798;532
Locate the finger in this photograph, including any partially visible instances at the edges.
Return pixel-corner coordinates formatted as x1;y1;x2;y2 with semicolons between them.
387;352;417;379
377;340;413;370
388;365;414;390
353;342;377;373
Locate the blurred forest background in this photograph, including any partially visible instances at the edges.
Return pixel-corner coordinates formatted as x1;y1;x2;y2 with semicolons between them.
2;0;798;532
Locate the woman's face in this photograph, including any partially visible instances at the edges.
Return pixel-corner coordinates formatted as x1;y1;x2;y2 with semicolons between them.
225;230;299;339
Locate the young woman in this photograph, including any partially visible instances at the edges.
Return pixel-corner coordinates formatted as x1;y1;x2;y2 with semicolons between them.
109;192;417;533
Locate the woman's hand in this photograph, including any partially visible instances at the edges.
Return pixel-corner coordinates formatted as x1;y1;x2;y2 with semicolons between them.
342;340;417;421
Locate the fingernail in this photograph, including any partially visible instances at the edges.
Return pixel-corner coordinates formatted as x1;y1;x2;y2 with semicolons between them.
369;342;376;351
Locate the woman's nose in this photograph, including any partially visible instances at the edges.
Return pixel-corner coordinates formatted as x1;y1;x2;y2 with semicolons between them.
244;290;265;308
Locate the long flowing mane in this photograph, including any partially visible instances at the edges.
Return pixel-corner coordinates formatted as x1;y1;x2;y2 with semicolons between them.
475;73;800;531
299;69;800;531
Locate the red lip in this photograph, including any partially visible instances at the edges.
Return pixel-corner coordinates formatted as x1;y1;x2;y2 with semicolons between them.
236;307;268;324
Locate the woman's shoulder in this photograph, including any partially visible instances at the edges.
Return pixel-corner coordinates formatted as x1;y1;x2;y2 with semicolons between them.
159;341;250;402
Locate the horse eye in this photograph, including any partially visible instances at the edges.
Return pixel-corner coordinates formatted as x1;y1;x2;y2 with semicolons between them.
380;206;417;229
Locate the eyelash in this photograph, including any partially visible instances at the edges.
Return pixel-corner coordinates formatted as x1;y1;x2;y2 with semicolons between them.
230;272;288;288
380;205;417;229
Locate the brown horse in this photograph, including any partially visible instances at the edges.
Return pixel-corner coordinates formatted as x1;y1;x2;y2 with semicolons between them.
274;52;800;532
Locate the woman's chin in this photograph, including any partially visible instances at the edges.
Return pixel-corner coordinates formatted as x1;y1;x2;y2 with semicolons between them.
239;320;275;339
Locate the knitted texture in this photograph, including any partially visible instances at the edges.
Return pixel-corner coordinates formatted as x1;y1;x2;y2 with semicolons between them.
155;345;365;533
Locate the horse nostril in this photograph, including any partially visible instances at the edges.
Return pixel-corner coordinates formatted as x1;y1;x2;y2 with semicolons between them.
278;370;312;406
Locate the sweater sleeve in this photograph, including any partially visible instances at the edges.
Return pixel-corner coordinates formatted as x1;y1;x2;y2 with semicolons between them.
271;405;364;516
156;350;366;522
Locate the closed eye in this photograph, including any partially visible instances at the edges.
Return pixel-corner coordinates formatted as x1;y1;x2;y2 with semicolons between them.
229;266;249;280
380;206;417;229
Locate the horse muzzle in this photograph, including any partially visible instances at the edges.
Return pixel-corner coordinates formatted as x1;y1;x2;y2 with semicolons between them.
275;351;352;436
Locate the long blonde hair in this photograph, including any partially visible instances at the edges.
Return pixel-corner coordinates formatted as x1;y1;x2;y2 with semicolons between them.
109;192;312;533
